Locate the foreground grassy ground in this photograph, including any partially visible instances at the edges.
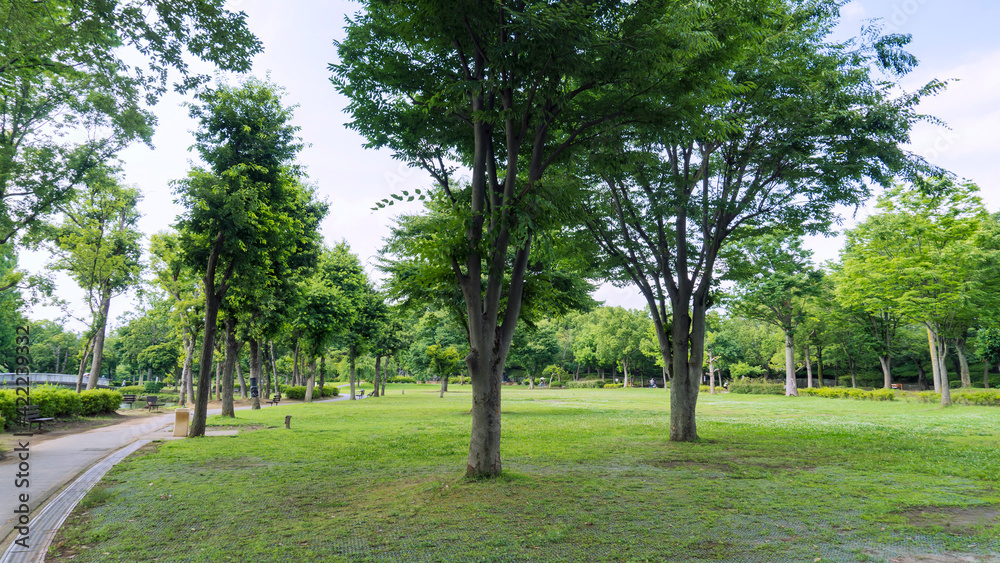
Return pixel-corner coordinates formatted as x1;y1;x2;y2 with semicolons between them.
47;385;1000;562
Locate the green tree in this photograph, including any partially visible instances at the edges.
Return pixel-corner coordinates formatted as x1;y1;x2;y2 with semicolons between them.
0;0;260;256
578;4;938;438
427;343;462;398
728;235;824;396
335;0;723;478
176;78;324;436
49;168;143;390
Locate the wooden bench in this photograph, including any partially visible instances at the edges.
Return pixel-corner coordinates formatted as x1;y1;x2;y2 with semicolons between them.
122;394;137;408
266;394;281;407
890;383;903;390
145;396;166;412
19;405;54;432
356;389;366;399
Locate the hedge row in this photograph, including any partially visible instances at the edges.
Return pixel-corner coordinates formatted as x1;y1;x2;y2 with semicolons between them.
387;376;416;384
281;385;339;400
728;380;785;395
799;387;895;401
908;388;1000;406
565;380;605;389
0;386;122;430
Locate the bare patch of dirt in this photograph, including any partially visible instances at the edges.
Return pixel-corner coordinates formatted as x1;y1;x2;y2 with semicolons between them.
901;506;1000;528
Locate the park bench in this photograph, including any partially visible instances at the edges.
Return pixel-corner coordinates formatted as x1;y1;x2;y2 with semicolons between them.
357;389;366;399
890;383;903;390
122;394;137;408
267;394;282;407
19;405;54;432
145;396;166;412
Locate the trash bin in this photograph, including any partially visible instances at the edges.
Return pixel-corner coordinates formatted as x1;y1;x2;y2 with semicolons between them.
173;409;191;437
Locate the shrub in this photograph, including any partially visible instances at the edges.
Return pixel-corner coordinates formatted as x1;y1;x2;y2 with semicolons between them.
448;376;468;384
281;385;339;399
117;385;147;395
952;388;1000;406
800;387;895;401
0;389;18;430
144;381;166;394
32;385;82;418
728;380;784;395
566;380;604;389
603;383;623;389
80;390;123;415
387;376;416;384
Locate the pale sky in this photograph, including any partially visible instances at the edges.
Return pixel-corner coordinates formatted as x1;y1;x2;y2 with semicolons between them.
23;0;1000;329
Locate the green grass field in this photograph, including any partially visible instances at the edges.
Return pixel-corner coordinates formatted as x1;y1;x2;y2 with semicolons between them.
47;385;1000;562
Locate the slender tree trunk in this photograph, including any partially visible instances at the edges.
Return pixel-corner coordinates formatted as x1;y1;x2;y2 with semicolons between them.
927;324;951;406
269;341;280;395
381;356;387;396
237;362;247;399
954;337;971;388
319;355;326;398
708;349;716;395
292;339;301;387
349;344;357;399
249;338;262;410
804;342;813;389
439;369;448;398
984;362;991;389
191;241;226;438
76;336;95;393
928;326;941;392
877;356;892;389
916;359;927;390
86;290;113;390
214;360;221;401
816;346;824;387
849;357;857;388
221;319;241;418
305;356;316;402
374;355;381;397
784;331;798;397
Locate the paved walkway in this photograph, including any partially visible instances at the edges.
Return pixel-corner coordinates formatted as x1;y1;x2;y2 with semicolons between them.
0;393;353;562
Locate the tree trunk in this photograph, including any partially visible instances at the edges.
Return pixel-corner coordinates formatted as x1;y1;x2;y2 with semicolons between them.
381;356;387;395
319;355;326;398
269;341;280;396
86;289;113;390
928;324;951;406
249;338;262;410
816;345;824;387
708;349;716;395
985;362;991;389
237;362;247;399
928;326;941;392
877;355;892;389
221;319;240;418
304;356;316;402
292;339;301;387
916;359;927;390
179;333;192;407
214;359;221;400
804;342;813;389
849;357;857;388
784;331;798;397
954;337;971;388
76;336;95;393
374;355;381;397
191;250;225;437
349;344;357;399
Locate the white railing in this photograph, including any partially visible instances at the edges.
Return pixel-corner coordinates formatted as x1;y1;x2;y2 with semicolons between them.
0;373;111;389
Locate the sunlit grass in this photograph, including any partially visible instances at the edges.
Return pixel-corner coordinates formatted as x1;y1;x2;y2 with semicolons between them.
47;385;1000;562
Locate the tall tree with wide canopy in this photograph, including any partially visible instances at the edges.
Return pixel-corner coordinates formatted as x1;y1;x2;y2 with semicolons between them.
335;0;681;473
577;3;940;440
0;0;260;258
175;78;324;437
49;167;143;390
728;235;824;396
838;178;1000;405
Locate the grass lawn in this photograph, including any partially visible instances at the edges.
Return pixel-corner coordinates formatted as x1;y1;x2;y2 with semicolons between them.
46;385;1000;562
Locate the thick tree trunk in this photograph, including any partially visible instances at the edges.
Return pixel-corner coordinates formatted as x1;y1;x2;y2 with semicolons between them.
249;338;262;410
784;332;798;397
86;290;113;390
304;356;316;402
804;342;813;389
928;326;941;392
954;338;971;388
349;344;357;399
466;345;503;478
877;355;892;389
928;324;951;406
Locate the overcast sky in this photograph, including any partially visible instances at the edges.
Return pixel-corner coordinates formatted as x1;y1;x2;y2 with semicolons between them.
24;0;1000;329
